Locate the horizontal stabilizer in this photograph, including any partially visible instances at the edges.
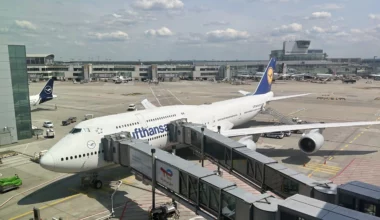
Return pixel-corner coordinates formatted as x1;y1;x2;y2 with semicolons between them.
270;93;311;101
221;121;380;137
238;90;251;96
141;99;157;109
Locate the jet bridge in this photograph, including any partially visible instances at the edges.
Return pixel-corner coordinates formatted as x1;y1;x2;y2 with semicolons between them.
101;132;380;220
167;119;337;202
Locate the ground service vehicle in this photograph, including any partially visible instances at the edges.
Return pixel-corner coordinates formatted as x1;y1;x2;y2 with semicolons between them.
0;174;22;193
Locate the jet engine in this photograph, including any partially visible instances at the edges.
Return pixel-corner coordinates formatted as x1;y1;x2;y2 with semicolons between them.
238;136;257;150
298;129;324;154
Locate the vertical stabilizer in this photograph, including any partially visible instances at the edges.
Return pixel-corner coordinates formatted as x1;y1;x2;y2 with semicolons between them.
38;78;55;104
253;58;276;95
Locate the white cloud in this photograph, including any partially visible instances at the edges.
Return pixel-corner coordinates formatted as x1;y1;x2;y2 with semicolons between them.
145;27;174;37
306;12;332;20
57;35;66;39
335;32;349;37
309;25;339;33
87;31;129;41
314;3;344;10
311;26;325;33
369;14;380;20
133;0;184;10
112;13;122;18
273;23;303;35
350;29;363;34
203;21;230;26
15;20;37;30
206;28;250;42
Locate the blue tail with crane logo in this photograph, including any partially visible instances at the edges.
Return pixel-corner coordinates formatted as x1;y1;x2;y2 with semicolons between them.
253;58;276;95
39;78;55;104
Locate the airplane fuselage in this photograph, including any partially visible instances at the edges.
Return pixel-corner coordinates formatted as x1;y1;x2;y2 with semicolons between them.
41;92;273;173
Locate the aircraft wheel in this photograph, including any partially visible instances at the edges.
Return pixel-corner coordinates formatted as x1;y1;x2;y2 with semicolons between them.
93;180;103;189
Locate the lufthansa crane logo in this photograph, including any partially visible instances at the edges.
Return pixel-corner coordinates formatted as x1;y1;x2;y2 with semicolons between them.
87;140;96;149
44;86;52;94
267;67;274;85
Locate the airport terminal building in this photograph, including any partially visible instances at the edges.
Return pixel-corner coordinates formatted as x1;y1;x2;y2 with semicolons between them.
25;40;377;81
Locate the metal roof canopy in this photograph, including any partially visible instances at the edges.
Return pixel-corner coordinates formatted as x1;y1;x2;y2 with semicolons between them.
201;175;235;189
280;194;380;220
224;186;273;204
234;147;277;165
267;163;316;186
120;139;215;178
338;181;380;203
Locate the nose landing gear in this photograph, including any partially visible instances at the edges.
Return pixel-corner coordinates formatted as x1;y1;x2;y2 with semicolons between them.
80;172;103;189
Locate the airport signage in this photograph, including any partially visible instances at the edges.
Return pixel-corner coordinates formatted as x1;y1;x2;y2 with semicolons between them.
129;148;152;178
156;160;180;193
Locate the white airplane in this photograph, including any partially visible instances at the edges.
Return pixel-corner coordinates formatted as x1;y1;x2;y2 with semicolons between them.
29;78;57;106
40;58;380;189
112;75;132;83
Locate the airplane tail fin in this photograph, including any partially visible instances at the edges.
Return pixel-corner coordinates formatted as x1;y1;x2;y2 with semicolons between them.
38;78;55;104
253;58;276;95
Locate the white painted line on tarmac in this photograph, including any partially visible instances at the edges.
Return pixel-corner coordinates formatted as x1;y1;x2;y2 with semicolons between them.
149;86;162;106
167;89;184;105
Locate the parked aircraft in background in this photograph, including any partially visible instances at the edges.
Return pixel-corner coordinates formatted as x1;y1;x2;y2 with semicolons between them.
29;78;57;106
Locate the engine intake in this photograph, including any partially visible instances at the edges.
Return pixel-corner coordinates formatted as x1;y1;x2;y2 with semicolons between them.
298;130;324;154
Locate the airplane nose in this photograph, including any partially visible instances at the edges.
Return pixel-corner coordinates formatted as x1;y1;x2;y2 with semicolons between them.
40;152;55;171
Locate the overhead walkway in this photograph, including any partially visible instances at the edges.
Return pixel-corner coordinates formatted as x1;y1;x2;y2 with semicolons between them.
101;125;380;219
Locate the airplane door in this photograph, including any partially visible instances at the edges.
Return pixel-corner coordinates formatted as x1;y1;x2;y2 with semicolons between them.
135;113;148;128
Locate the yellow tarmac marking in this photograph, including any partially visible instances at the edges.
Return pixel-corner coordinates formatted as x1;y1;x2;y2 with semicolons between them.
9;191;82;220
307;114;378;177
304;163;341;176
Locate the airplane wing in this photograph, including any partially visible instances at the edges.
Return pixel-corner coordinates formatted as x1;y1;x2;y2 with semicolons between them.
238;90;250;96
238;90;311;100
270;93;311;101
141;99;157;109
220;121;380;137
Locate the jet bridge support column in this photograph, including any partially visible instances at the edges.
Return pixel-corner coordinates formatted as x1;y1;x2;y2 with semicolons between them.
216;126;221;176
172;145;177;207
201;127;205;167
151;148;156;210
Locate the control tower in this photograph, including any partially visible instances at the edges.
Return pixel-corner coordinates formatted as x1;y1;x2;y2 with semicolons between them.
283;40;310;55
270;40;325;61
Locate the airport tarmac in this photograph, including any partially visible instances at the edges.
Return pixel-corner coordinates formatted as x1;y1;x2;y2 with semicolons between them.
1;79;380;219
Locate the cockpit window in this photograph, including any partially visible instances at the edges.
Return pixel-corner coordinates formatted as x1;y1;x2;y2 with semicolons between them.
70;128;82;134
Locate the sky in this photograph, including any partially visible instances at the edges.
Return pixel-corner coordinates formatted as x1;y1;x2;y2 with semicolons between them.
0;0;379;61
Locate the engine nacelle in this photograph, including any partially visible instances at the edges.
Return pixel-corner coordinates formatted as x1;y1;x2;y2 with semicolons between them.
298;130;324;154
238;136;257;150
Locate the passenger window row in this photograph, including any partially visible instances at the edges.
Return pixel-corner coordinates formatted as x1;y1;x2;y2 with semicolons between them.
148;133;168;141
116;122;139;129
217;114;238;121
244;110;255;114
60;149;105;161
148;114;177;122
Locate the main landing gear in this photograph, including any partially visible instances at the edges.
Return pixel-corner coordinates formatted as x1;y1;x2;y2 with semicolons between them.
80;172;103;189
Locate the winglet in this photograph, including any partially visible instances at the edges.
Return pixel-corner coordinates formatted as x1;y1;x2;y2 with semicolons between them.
141;99;157;109
39;78;55;104
253;58;276;95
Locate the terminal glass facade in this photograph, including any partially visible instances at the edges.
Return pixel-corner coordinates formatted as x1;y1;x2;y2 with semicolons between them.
8;45;32;140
